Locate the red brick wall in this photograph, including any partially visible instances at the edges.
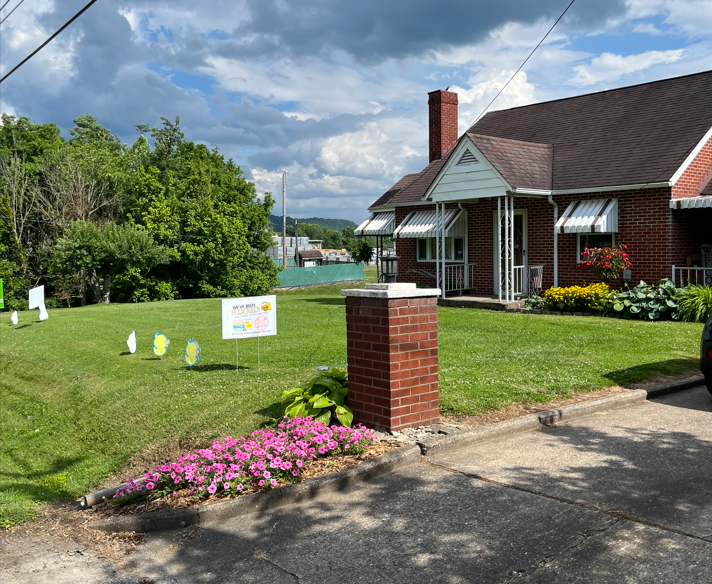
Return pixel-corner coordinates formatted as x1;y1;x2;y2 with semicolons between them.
345;295;439;431
428;90;458;163
671;134;712;199
393;187;707;292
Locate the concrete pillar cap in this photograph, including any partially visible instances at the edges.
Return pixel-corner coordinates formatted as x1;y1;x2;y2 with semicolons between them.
342;283;441;299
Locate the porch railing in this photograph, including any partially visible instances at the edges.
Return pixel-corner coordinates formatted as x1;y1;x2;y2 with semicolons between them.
513;265;526;297
672;265;712;287
443;263;478;295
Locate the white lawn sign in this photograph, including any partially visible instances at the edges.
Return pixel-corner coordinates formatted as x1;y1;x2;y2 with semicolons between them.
221;295;277;372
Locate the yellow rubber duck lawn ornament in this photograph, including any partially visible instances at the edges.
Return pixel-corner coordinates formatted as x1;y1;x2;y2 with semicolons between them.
184;339;201;368
153;333;170;357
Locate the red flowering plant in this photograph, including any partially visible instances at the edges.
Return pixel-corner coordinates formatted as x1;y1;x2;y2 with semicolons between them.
578;244;632;283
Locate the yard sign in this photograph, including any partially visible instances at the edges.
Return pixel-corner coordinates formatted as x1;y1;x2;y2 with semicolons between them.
221;295;277;340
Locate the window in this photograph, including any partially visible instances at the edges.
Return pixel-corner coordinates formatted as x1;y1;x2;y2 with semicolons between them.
577;233;614;263
417;237;465;262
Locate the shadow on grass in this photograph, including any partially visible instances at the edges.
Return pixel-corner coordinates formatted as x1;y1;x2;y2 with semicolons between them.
13;324;33;330
119;351;132;356
604;357;700;388
301;297;345;306
174;363;250;372
142;357;162;361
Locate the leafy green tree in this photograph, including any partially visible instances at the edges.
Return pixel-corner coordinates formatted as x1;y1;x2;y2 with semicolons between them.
69;114;123;153
0;115;64;173
52;221;168;303
128;141;279;298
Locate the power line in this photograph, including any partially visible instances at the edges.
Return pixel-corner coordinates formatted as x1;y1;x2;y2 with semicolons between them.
0;0;27;26
0;0;13;12
471;0;576;125
0;0;99;85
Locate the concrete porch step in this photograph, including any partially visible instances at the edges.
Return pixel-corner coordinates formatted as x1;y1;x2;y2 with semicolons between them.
438;295;523;311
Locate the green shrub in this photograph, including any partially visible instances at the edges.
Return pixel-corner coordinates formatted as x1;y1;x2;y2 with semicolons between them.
280;369;354;426
677;285;712;323
604;280;679;320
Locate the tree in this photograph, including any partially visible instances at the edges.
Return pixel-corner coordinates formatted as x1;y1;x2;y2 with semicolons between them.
127;141;279;298
52;221;169;303
69;114;123;153
350;240;374;265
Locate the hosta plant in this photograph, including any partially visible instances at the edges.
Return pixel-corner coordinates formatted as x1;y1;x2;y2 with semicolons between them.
281;368;354;427
604;279;679;320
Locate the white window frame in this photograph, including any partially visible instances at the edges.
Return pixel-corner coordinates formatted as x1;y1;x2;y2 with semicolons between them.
416;237;465;263
576;233;615;264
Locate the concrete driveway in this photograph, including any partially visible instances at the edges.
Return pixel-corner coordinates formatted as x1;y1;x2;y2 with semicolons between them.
3;386;712;584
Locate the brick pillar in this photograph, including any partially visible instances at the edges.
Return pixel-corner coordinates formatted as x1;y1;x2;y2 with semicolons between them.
342;283;441;431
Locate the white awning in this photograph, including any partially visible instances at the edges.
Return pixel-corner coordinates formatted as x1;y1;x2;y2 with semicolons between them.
353;212;395;236
394;208;463;238
556;199;618;234
670;196;712;209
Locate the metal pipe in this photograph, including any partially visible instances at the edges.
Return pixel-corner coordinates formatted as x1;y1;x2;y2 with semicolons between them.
81;478;146;508
547;194;559;288
497;197;502;303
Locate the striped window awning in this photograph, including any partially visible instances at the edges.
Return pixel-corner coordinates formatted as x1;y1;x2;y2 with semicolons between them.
394;208;463;238
353;212;395;236
556;199;618;234
670;196;712;209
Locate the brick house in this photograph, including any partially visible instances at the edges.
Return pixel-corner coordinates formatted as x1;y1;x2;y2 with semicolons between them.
355;71;712;303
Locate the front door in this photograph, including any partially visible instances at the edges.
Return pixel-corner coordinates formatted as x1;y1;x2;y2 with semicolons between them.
493;210;527;295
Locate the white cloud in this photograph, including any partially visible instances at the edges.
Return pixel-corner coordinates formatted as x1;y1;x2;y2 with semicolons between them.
569;49;686;86
631;22;664;35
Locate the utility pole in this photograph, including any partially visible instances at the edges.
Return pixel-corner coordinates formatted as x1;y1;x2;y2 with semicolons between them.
282;173;287;269
295;219;299;268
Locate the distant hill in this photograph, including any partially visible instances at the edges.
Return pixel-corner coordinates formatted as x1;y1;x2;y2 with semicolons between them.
269;215;358;233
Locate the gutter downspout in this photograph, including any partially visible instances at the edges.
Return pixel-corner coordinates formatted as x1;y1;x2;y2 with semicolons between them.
548;194;558;288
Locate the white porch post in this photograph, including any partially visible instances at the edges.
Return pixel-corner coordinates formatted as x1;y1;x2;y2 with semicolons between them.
497;197;502;303
510;195;515;302
435;203;439;294
504;195;509;303
441;202;446;299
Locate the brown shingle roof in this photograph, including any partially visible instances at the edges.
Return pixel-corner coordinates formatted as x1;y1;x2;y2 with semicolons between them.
469;70;712;190
368;70;712;209
369;173;420;210
468;133;552;190
298;250;323;260
377;144;457;207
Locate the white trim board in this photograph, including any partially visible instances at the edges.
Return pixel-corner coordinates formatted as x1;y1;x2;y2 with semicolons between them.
670;124;712;185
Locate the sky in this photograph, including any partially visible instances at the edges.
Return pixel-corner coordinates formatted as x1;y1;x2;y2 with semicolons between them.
1;1;712;222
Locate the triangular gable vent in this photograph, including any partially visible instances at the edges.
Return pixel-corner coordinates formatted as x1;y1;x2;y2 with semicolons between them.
456;149;479;166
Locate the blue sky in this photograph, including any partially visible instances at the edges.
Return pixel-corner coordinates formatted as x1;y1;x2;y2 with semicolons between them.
2;0;712;221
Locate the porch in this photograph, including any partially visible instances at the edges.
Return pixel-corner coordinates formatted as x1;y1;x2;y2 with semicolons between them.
437;294;522;311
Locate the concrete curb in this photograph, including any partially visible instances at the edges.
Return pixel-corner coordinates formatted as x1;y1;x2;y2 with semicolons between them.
418;375;705;456
417;390;649;456
642;374;705;398
90;444;421;533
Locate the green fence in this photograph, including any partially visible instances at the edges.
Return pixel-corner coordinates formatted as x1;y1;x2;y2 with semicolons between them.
276;263;364;288
273;258;297;268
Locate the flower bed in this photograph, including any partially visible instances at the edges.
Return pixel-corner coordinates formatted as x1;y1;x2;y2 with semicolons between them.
110;417;379;508
542;283;610;312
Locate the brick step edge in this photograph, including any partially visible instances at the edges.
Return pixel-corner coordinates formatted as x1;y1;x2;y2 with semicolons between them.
89;444;422;534
418;375;705;456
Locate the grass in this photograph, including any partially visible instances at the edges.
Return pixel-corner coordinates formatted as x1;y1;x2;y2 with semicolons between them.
0;286;703;527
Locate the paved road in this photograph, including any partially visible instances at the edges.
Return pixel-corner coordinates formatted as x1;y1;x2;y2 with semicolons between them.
3;386;712;583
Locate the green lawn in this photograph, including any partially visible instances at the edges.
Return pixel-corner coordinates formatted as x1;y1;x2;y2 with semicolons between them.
0;286;703;527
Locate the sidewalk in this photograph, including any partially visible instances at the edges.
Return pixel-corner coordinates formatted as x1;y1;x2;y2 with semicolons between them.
3;386;712;583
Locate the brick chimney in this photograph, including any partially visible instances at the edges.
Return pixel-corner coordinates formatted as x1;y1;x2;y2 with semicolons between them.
428;89;459;163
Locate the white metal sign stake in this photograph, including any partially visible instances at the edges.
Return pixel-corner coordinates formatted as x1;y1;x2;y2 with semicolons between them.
223;295;276;374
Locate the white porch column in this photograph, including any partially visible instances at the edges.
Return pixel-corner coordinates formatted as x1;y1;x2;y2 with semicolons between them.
441;202;446;300
504;195;509;303
510;195;515;302
435;203;439;294
497;197;502;303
